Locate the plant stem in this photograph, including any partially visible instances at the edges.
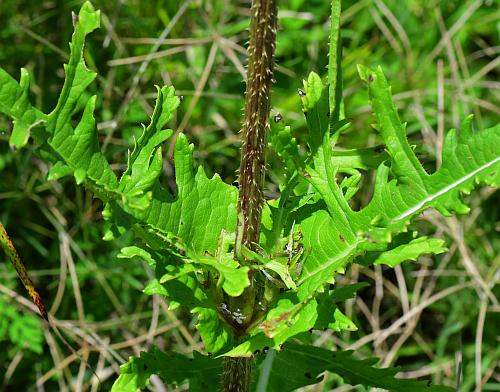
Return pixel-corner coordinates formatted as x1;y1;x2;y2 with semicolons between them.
235;0;277;258
222;356;253;392
221;0;278;391
0;222;48;321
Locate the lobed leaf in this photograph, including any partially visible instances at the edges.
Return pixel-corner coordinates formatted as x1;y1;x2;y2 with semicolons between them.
259;65;499;347
252;343;454;392
0;1;239;352
141;133;238;254
111;347;221;392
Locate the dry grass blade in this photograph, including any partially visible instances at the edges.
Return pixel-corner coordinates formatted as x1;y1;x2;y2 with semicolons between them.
425;0;483;65
349;281;474;350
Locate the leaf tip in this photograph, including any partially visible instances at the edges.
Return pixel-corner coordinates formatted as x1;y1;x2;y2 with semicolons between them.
357;64;372;83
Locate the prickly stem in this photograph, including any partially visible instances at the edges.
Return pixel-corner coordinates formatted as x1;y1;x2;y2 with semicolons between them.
222;356;253;392
235;0;277;258
221;0;278;391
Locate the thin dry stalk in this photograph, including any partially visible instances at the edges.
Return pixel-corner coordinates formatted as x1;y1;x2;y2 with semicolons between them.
474;298;488;392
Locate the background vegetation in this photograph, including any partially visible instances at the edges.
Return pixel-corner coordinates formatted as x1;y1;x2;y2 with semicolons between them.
0;0;498;390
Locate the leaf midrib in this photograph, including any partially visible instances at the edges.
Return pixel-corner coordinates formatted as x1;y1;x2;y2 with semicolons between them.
393;156;499;222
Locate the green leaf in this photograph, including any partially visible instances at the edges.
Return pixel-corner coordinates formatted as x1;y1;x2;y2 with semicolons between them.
143;279;168;296
242;246;296;290
126;85;179;175
188;252;250;297
329;308;357;332
111;347;221;392
142;133;238;254
302;72;330;155
302;73;356;240
268;118;303;176
372;237;447;267
315;282;368;331
265;64;498;347
261;259;296;290
251;343;454;392
106;90;237;255
41;2;120;196
295;208;359;297
155;272;233;354
222;298;318;357
125;248;233;353
357;67;500;230
118;243;234;354
357;65;428;186
293;67;499;306
159;263;198;283
119;86;179;202
331;146;388;171
0;300;44;354
0;68;45;149
118;246;156;266
328;0;342;123
260;180;311;253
